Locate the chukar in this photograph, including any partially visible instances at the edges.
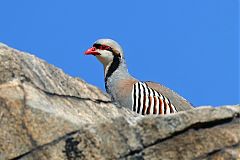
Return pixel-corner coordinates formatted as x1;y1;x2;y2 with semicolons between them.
84;39;193;115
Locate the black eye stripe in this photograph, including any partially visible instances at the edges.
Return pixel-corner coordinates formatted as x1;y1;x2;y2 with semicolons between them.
93;43;101;49
93;43;113;52
93;43;121;58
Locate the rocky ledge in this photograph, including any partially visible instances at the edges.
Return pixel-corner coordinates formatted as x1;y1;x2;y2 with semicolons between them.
0;43;239;160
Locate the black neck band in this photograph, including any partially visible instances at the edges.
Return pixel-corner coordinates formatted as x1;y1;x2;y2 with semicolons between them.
104;55;120;92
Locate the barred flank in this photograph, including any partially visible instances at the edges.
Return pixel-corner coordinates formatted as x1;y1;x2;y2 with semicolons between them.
131;82;177;115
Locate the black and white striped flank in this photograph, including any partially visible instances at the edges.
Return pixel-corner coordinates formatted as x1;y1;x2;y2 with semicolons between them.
132;82;177;115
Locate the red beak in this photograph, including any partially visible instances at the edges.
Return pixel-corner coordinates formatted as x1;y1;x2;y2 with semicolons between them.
84;47;100;55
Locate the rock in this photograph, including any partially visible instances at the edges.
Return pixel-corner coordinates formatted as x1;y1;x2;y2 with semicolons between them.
0;43;138;160
0;43;239;160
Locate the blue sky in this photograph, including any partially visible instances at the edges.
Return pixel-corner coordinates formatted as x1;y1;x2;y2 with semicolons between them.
0;0;239;106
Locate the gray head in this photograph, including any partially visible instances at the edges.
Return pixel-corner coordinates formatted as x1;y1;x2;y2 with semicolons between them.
84;38;125;67
84;38;134;99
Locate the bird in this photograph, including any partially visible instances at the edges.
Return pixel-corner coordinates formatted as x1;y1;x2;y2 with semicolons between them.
84;38;193;115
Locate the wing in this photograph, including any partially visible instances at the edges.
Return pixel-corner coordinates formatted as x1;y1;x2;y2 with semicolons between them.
131;82;178;115
145;81;194;111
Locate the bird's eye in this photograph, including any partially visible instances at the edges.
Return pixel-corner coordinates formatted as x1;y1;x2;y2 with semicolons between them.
101;45;105;50
101;45;107;50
